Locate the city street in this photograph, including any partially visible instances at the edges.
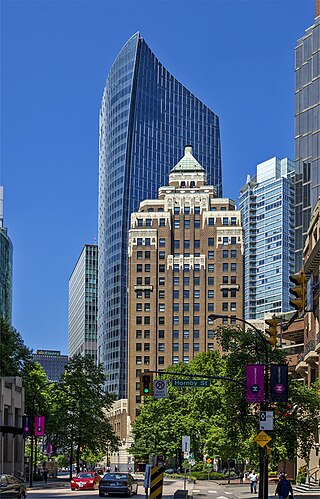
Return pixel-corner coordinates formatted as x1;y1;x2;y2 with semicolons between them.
26;478;320;499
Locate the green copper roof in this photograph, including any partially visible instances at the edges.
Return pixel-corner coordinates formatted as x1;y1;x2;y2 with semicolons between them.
171;145;205;173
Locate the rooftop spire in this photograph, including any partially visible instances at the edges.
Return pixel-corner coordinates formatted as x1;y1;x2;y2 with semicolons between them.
170;145;205;173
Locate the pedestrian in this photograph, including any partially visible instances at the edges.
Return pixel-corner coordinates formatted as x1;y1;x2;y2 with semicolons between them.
42;469;48;483
239;470;244;484
275;473;294;499
115;465;118;472
248;469;258;493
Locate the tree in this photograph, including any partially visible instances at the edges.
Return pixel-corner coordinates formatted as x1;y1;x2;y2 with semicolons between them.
0;318;33;376
132;326;320;470
49;355;119;476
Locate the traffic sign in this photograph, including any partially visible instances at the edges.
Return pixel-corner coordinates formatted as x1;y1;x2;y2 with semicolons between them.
206;458;212;464
154;380;167;399
182;435;190;453
172;379;210;388
184;451;189;459
260;411;274;431
254;431;272;447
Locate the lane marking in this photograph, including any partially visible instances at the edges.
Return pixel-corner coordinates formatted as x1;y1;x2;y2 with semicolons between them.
217;496;228;499
225;493;233;495
193;490;201;493
208;491;217;493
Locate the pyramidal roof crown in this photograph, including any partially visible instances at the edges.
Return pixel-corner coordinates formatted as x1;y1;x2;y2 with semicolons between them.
171;145;205;173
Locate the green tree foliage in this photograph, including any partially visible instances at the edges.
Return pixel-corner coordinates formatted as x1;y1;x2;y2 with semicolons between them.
131;327;320;468
21;361;52;417
49;355;119;474
0;318;33;376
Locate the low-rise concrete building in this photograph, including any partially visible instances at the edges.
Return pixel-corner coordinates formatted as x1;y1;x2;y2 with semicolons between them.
0;377;25;475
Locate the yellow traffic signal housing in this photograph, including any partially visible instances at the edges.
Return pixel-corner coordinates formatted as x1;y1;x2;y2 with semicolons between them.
140;373;154;397
265;315;280;346
289;272;306;312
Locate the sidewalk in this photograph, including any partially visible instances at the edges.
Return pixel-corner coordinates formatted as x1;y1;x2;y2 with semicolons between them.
28;475;70;490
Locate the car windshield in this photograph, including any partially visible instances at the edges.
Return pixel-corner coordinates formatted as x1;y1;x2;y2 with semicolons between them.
104;473;129;480
78;473;94;478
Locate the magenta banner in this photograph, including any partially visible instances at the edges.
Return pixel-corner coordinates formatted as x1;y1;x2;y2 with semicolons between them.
246;364;265;402
34;416;45;436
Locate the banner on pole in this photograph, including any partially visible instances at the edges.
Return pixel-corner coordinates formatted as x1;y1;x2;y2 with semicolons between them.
246;364;265;402
22;416;33;436
270;364;288;402
34;416;45;436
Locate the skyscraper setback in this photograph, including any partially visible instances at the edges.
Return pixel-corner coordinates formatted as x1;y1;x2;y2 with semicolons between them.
98;33;222;397
294;3;320;270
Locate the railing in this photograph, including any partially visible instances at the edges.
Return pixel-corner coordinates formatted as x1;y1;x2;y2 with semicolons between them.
306;465;319;486
305;340;315;355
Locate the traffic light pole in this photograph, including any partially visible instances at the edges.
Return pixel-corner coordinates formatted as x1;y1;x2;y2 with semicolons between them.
208;314;270;499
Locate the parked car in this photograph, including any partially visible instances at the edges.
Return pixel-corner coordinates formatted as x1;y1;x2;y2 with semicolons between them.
0;474;27;497
164;468;175;474
70;472;101;490
99;472;138;497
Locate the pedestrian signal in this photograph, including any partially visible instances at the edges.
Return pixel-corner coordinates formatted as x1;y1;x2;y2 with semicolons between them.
265;315;280;347
289;272;306;313
140;373;154;396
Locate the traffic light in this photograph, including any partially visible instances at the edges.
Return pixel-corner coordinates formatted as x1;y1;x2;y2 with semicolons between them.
289;272;306;313
140;373;154;397
265;315;280;346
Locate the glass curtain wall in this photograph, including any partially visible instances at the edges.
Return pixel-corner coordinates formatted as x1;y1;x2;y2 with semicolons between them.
98;32;222;397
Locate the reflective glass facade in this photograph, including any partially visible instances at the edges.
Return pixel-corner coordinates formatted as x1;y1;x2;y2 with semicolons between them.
98;33;222;397
294;14;320;270
68;244;98;362
0;187;13;325
239;158;295;320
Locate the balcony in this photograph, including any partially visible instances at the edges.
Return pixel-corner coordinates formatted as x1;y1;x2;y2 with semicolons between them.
295;352;308;376
304;340;319;365
315;332;320;353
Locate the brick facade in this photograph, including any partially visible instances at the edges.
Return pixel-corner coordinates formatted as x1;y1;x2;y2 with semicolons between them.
127;146;244;421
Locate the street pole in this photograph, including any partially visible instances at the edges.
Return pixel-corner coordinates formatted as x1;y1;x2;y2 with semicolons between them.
208;314;270;499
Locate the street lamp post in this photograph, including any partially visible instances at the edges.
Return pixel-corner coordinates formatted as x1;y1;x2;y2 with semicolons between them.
208;314;270;499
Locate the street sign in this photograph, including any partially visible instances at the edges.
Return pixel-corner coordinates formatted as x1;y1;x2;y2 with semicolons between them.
182;435;190;453
260;411;274;431
183;451;189;459
172;379;210;388
254;431;272;447
189;460;195;466
154;380;167;399
206;458;212;464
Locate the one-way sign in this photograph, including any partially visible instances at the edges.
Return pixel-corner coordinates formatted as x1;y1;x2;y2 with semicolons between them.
260;411;274;431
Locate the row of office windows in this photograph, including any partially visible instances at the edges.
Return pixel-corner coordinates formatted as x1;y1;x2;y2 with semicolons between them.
136;256;237;272
134;329;219;340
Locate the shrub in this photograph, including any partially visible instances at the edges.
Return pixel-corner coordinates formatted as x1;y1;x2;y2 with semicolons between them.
189;471;225;480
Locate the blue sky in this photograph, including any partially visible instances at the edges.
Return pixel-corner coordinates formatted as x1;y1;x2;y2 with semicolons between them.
1;0;315;354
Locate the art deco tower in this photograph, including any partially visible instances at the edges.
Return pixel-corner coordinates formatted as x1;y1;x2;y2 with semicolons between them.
98;33;222;397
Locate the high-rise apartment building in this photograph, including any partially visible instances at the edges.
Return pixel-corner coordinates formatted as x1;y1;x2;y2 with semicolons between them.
98;32;222;397
294;2;320;270
32;350;68;382
127;146;243;420
239;157;295;320
68;244;98;362
0;186;13;325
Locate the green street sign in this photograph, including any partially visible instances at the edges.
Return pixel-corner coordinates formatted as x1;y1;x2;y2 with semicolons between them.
172;379;211;388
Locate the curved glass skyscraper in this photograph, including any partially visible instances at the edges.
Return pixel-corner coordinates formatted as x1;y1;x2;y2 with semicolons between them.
98;32;222;397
